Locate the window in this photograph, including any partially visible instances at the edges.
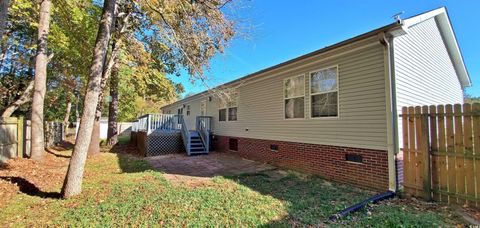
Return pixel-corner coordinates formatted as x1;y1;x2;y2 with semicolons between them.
229;138;238;151
227;92;238;121
310;66;338;118
186;105;190;116
228;107;237;121
219;109;226;121
219;91;238;122
284;75;305;119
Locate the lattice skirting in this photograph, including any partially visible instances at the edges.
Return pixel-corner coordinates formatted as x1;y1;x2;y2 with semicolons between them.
145;130;184;156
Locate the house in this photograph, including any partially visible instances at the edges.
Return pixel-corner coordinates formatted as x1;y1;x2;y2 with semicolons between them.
159;7;470;191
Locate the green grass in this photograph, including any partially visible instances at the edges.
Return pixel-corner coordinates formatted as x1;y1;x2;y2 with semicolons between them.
0;153;466;227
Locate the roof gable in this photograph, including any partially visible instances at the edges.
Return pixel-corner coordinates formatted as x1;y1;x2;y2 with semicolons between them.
402;7;471;87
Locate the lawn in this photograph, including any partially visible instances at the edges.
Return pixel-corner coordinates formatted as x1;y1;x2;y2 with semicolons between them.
0;145;467;227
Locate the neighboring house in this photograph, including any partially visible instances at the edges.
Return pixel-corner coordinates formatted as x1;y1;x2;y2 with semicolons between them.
160;7;470;191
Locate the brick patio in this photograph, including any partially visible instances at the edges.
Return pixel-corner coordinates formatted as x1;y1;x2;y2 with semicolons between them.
145;152;274;183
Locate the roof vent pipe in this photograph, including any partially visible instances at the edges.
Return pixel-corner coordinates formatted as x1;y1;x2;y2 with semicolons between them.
392;11;404;23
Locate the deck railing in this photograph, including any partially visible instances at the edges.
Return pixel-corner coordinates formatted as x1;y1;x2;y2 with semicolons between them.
178;115;191;155
196;116;212;152
133;114;180;134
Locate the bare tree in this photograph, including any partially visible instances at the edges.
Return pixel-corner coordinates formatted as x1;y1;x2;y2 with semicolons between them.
30;0;52;160
62;0;117;198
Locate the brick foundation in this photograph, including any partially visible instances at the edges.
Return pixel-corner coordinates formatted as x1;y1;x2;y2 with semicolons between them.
212;135;389;191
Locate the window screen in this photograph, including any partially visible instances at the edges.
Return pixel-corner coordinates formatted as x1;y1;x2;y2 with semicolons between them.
284;75;305;119
310;67;338;117
219;109;226;121
228;107;237;121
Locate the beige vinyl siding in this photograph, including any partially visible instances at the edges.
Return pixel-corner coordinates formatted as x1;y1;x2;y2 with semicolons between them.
169;36;387;150
394;17;464;148
163;98;205;130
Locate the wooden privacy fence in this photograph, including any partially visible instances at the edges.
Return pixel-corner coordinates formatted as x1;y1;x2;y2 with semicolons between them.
402;103;480;206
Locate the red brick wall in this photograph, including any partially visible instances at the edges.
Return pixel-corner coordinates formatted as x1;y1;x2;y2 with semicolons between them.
213;135;389;191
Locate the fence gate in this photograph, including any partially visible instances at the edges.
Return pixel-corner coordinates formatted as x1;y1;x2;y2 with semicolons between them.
402;103;480;206
0;117;25;162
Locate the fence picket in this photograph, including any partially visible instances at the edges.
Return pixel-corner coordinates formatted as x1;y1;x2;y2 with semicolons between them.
402;107;410;195
454;104;465;204
408;106;417;196
430;105;439;201
421;106;431;200
463;103;474;206
415;106;425;197
473;103;480;206
437;105;448;202
445;105;456;203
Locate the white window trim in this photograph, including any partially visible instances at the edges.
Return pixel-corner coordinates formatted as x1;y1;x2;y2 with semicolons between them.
283;74;306;120
309;65;340;119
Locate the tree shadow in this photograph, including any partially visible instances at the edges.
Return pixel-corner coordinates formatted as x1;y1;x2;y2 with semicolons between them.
45;148;71;158
0;176;62;199
51;141;75;151
110;143;154;173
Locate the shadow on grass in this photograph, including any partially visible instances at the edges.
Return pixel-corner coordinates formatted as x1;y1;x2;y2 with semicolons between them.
0;176;62;199
224;171;372;226
111;143;153;173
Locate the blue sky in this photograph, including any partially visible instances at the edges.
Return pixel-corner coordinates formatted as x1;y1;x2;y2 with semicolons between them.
169;0;479;97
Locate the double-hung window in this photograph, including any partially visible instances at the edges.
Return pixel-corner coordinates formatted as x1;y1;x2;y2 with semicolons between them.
219;91;238;122
227;92;238;121
219;108;227;121
284;75;305;119
310;66;338;118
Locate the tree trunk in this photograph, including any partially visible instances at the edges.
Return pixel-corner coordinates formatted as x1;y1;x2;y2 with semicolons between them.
63;100;72;140
62;0;117;198
30;0;52;160
107;54;119;146
88;117;101;155
1;79;34;117
87;38;120;155
0;0;9;42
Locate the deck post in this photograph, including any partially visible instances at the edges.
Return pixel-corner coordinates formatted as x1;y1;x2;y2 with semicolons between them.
146;114;151;134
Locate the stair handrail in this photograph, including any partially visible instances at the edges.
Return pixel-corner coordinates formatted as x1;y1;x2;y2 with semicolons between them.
177;114;191;155
196;116;212;153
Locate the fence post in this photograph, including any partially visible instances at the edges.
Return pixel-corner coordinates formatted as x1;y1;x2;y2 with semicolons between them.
421;106;432;201
147;114;151;134
17;117;24;158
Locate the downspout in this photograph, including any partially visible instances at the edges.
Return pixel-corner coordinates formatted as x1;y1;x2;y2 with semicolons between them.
378;32;400;192
329;24;406;222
